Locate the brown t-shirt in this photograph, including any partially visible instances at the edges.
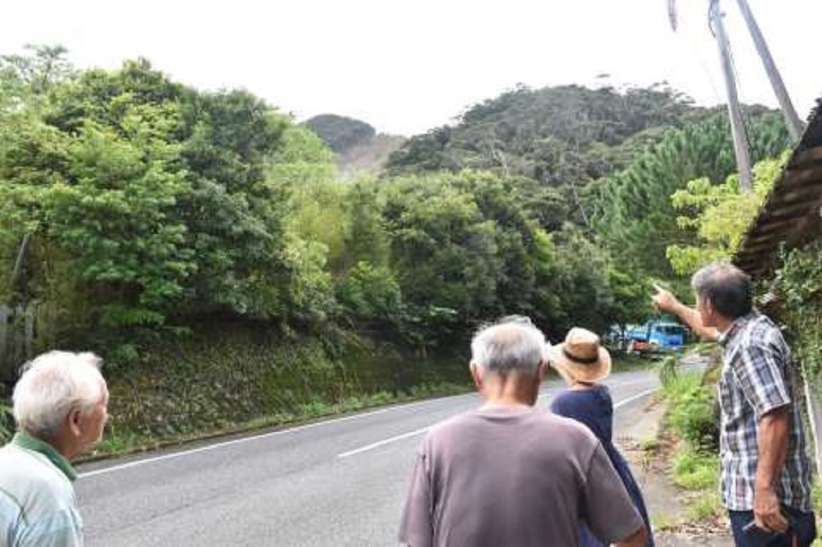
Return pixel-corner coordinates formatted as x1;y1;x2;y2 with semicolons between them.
399;407;643;547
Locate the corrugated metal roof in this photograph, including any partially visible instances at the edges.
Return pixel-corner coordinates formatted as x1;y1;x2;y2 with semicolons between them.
734;100;822;278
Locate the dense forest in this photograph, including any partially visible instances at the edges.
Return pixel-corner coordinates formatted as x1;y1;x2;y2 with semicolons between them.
385;81;790;290
0;46;792;444
0;45;793;359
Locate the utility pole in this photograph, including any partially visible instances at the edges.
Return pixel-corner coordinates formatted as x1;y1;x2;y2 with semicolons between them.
709;0;753;192
735;0;804;142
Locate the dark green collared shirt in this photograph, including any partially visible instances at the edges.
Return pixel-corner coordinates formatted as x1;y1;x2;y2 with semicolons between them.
12;432;78;482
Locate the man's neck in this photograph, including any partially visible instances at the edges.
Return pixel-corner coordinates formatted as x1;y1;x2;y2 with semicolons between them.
715;314;737;335
480;396;533;410
479;373;539;408
49;431;80;461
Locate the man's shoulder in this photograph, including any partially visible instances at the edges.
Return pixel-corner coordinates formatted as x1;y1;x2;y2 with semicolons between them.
739;312;779;338
739;314;790;353
0;446;75;509
726;313;785;355
426;408;598;446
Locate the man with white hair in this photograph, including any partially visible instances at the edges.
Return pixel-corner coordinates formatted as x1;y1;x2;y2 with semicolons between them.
0;351;109;547
399;317;648;547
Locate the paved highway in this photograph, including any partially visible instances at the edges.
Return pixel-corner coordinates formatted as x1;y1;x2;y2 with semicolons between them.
77;368;660;546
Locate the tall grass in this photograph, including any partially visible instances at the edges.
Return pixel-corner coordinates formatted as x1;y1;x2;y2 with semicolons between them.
658;356;724;523
659;359;719;451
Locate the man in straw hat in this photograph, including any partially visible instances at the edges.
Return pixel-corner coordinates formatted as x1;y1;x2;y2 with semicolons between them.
399;316;647;547
548;328;653;547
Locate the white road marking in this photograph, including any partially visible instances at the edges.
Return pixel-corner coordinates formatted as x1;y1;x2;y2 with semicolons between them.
79;395;473;479
337;426;431;459
613;388;658;409
79;374;659;476
336;385;660;458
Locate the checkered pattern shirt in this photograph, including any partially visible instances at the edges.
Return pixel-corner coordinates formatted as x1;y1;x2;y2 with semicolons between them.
718;311;813;512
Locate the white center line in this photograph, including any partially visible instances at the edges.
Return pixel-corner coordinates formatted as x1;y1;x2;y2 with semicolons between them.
337;427;431;459
336;386;659;458
79;377;660;475
79;395;474;479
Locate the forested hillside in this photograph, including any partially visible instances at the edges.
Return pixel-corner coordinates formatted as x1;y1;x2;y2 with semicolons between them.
387;84;706;224
0;46;791;447
385;80;790;302
304;114;405;178
304;114;376;153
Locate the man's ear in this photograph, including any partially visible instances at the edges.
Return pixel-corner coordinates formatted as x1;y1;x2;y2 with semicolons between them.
67;408;83;437
470;362;483;391
703;296;716;317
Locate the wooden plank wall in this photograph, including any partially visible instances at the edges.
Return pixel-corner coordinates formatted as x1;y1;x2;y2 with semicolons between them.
0;303;36;382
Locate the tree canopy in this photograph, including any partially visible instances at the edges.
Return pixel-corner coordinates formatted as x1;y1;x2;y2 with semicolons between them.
0;46;791;368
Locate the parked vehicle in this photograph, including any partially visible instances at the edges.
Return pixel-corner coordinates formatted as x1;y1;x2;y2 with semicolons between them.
624;321;687;354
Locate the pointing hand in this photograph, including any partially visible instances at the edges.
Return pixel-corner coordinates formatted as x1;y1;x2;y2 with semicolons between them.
652;284;680;313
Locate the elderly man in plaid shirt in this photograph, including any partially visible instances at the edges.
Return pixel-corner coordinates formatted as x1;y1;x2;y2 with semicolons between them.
653;262;815;546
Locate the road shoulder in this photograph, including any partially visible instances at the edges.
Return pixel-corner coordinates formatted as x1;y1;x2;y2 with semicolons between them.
617;396;734;546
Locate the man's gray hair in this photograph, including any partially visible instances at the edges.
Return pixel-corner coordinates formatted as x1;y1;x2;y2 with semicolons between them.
691;262;753;320
470;316;547;376
12;351;105;440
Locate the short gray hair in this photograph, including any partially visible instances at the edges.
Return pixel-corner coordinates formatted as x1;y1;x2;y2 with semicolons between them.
470;316;547;376
691;262;752;319
13;351;106;440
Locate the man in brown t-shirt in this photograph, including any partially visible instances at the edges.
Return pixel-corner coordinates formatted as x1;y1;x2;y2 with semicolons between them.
399;317;648;547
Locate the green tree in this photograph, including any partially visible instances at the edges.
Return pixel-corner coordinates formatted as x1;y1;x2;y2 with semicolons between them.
47;60;295;319
0;54;304;337
380;170;571;342
0;44;73;102
666;154;785;276
343;180;390;270
0;95;195;329
592;112;790;279
336;261;402;323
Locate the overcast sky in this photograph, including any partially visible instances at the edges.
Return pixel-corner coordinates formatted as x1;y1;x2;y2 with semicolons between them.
3;1;820;136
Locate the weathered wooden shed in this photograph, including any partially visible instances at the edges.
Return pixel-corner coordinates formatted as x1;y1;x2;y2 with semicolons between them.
735;101;822;276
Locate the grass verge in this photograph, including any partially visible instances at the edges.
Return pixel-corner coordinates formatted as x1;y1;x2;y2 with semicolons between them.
86;381;471;461
91;354;651;460
3;349;654;459
656;358;725;528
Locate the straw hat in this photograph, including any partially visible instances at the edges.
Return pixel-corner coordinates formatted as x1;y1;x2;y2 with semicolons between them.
547;327;611;383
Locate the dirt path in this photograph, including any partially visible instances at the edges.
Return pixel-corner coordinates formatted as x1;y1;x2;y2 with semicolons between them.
616;396;734;546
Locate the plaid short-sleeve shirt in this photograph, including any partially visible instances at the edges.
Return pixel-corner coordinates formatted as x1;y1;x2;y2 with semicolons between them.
718;311;813;512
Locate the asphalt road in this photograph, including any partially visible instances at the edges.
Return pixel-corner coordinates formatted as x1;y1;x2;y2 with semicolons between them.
76;368;661;546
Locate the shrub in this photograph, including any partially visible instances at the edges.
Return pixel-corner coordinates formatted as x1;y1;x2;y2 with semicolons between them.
673;447;719;490
662;371;720;451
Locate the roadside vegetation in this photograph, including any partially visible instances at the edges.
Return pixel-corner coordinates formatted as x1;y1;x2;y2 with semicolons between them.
655;356;724;526
94;379;470;459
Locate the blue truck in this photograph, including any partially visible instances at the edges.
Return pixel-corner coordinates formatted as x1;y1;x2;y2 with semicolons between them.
624;320;687;353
